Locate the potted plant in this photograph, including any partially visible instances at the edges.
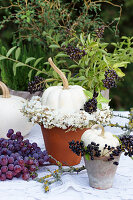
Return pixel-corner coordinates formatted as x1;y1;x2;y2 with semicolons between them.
22;58;112;166
69;124;133;189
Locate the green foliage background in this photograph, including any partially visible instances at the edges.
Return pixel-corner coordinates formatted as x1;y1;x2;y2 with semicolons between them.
0;0;132;110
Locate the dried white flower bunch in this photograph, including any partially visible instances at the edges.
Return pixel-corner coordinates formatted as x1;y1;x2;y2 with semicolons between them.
22;96;112;130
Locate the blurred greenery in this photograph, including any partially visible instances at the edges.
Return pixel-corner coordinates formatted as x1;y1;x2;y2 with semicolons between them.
0;0;132;110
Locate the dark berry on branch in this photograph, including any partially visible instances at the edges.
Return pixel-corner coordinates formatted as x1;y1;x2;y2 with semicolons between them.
84;97;97;114
28;76;45;94
103;69;119;89
95;25;105;38
62;44;87;61
69;135;133;164
113;161;119;165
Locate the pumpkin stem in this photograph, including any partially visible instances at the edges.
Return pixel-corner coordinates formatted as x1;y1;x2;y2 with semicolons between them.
48;57;69;89
0;81;10;98
92;124;105;137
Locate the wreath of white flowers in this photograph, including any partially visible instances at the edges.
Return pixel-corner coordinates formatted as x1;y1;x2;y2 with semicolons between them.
22;96;112;130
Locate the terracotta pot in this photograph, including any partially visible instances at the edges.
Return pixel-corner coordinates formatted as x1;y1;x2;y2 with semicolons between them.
84;155;121;190
41;126;87;166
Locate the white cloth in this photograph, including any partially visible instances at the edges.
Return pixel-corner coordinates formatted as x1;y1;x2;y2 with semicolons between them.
0;111;133;200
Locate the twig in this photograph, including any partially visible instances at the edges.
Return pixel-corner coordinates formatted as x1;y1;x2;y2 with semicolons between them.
35;155;86;192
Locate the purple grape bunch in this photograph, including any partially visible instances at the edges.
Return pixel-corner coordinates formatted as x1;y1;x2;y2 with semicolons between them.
0;129;49;181
103;69;119;89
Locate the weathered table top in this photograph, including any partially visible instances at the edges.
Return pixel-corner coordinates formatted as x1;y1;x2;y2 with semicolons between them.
0;111;133;200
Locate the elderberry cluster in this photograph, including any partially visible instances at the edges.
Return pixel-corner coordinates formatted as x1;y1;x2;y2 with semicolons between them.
84;97;97;114
69;135;133;166
69;140;101;160
28;76;45;94
103;69;119;89
63;45;87;60
120;135;133;157
95;25;105;38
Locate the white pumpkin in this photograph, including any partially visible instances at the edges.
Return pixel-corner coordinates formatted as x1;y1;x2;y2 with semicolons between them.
0;81;33;138
41;58;87;113
81;125;119;156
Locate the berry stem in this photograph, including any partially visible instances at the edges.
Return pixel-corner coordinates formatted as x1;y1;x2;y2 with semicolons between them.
0;81;10;98
48;57;69;89
92;124;105;137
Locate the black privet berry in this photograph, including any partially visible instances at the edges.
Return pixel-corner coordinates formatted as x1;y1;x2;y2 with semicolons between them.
95;25;105;38
62;44;87;61
28;76;45;94
102;69;119;89
84;97;97;114
113;161;119;166
69;135;133;163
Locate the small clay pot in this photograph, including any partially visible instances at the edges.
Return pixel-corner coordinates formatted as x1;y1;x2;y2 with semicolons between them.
41;126;87;166
84;155;121;190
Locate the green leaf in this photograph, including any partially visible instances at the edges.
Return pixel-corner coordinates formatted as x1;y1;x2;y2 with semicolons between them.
99;72;105;80
103;55;108;65
111;43;117;47
55;53;69;58
97;103;102;109
58;60;66;64
69;37;76;43
13;63;17;76
80;33;85;45
87;34;91;43
85;154;90;161
25;57;35;64
15;47;21;60
121;36;128;40
96;92;110;104
15;62;26;67
49;44;60;49
35;68;46;76
21;15;26;19
113;62;129;69
52;70;58;79
26;17;30;23
6;46;17;57
44;62;49;65
77;76;86;81
69;64;79;69
115;68;125;77
28;70;33;81
84;90;93;99
45;78;57;83
0;56;6;61
62;69;70;73
34;57;44;67
42;31;47;36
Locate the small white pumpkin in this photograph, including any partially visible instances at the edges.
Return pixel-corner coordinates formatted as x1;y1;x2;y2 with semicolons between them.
81;125;119;156
0;81;33;138
41;58;87;114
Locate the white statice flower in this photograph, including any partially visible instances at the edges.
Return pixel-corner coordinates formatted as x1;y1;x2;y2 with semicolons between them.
21;96;112;130
92;103;112;125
